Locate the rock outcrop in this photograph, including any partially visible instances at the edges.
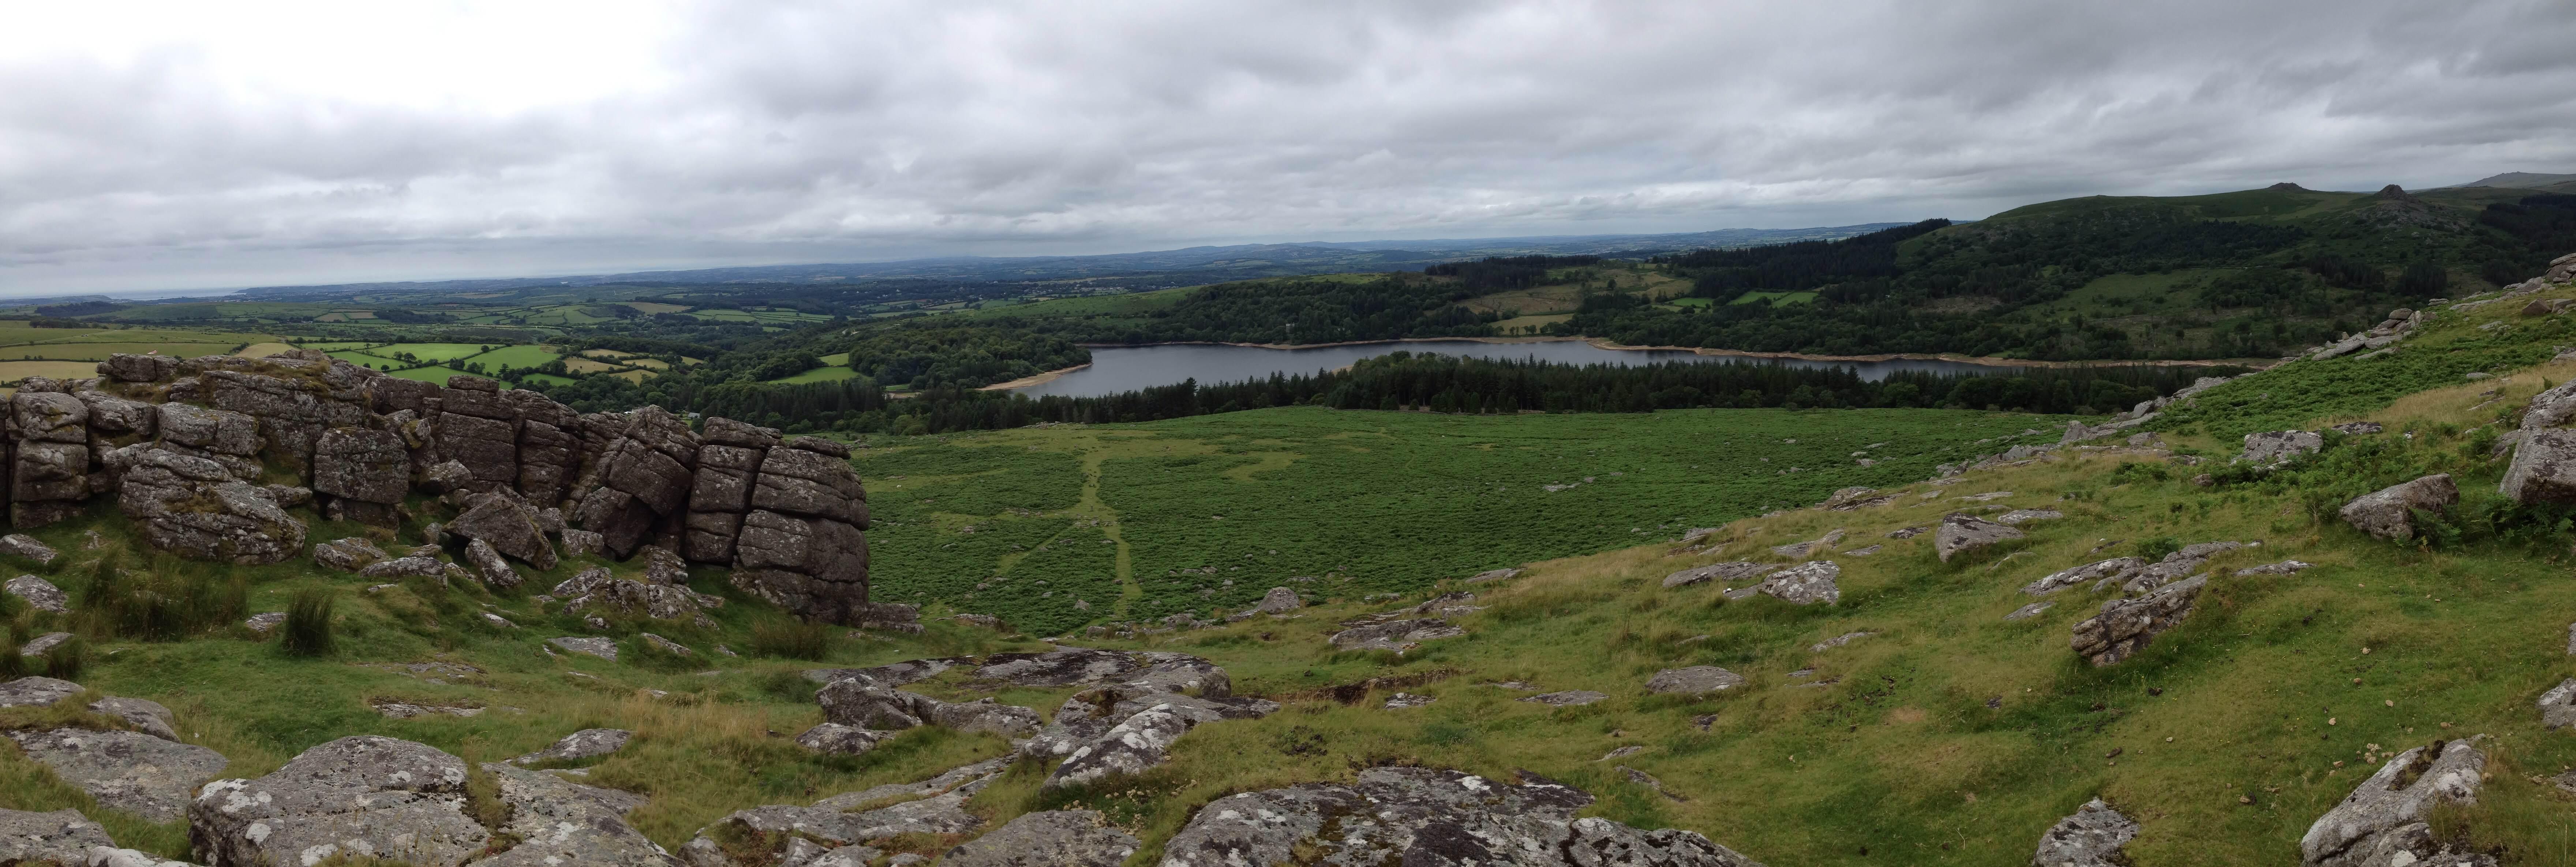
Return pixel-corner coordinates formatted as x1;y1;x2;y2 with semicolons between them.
2299;737;2490;867
2071;575;2206;666
28;353;888;622
2339;474;2458;541
2501;378;2576;505
678;759;1010;866
1646;666;1745;695
2240;430;2324;467
1158;767;1763;867
509;728;633;765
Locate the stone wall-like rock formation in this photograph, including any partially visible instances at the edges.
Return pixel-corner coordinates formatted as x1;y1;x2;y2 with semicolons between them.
36;352;880;623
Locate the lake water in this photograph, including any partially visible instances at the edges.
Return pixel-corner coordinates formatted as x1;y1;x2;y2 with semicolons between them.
1007;339;2025;398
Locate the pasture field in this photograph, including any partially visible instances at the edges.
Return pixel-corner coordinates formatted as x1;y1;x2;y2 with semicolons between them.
1455;266;1691;316
233;343;297;357
768;365;860;384
627;301;692;314
564;357;628;374
581;349;639;359
1727;290;1819;306
688;308;836;325
855;405;2074;636
0;360;110;381
372;342;496;362
475;344;563;368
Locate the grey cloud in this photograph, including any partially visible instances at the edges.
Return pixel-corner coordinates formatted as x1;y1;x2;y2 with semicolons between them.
4;0;2576;293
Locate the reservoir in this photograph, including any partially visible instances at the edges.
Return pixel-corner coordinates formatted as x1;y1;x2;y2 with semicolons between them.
1007;339;2028;398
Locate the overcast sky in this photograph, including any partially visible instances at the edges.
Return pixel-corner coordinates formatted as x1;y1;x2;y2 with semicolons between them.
5;1;2574;295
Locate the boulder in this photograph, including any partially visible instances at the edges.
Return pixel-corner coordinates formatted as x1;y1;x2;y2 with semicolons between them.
464;538;521;588
1252;586;1302;614
685;444;763;514
0;676;82;708
311;537;388;573
0;534;58;567
1663;561;1779;589
816;681;1041;739
1044;703;1201;788
357;556;446;579
508;728;632;765
699;417;782;449
1157;768;1761;867
2032;799;2139;867
2240;430;2324;466
421;459;473;494
797;723;890;756
2299;738;2488;867
90;695;179;741
19;632;71;657
2339;474;2458;541
561;529;607;559
14;391;89;443
191;736;488;867
6;574;67;613
973;647;1141;688
2542;678;2576;730
513;420;576;506
1646;666;1746;695
7;728;227;821
117;450;307;564
1934;513;2026;562
448;492;558;569
551;567;720;621
0;807;116;864
1751;560;1840;604
311;427;410;506
939;810;1138;867
475;762;678;866
2071;575;2206;666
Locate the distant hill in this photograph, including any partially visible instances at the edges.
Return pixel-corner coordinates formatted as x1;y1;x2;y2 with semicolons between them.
232;225;1907;299
2448;171;2576;190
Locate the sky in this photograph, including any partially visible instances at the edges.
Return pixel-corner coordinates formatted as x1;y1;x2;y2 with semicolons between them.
5;1;2575;296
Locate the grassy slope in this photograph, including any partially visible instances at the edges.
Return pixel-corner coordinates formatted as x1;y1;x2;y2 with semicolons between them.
995;286;2576;866
858;406;2077;636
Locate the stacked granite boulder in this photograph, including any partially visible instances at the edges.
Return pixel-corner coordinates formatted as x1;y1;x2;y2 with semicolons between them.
4;351;889;624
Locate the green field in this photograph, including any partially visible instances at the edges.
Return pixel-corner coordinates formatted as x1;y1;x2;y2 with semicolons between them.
768;365;862;384
1727;290;1818;306
474;344;563;368
855;406;2073;635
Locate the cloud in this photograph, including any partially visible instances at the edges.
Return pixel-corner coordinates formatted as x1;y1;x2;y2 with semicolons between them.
4;0;2575;292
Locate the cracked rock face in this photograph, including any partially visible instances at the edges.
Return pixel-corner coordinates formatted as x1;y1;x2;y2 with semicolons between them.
973;647;1143;688
7;728;226;822
117;450;307;565
2071;575;2206;666
312;426;411;506
681;760;1008;862
2300;737;2488;867
2032;798;2138;867
447;492;558;570
938;809;1138;867
1159;767;1764;867
2023;558;2145;595
190;735;488;867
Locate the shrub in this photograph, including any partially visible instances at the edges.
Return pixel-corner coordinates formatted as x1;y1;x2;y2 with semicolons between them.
282;589;337;657
40;638;81;681
76;552;247;642
748;618;833;660
2135;537;2182;562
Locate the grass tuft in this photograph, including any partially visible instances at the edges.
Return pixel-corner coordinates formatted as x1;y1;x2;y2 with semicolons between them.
748;618;834;660
281;588;336;657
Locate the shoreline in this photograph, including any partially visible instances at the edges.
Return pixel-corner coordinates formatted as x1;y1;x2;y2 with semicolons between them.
1061;335;2275;371
978;363;1092;391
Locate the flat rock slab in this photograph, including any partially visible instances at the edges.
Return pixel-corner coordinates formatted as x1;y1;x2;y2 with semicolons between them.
972;647;1139;687
0;676;83;708
1522;690;1608;706
0;534;59;567
1158;767;1762;867
0;807;114;864
1935;513;2025;562
548;636;618;661
1646;667;1745;695
477;762;677;866
10;728;228;822
510;728;632;765
2006;602;2056;621
2300;737;2487;867
939;809;1139;867
90;696;178;741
